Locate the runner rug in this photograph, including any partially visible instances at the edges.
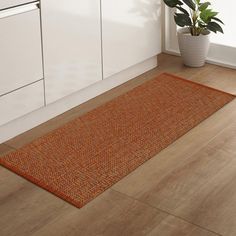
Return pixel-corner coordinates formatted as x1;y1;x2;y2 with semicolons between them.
0;73;235;208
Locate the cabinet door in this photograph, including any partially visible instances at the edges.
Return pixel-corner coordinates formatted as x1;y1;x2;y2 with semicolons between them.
102;0;162;78
0;6;43;96
41;0;103;104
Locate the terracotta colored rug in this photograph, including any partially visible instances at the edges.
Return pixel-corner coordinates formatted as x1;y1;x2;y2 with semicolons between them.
0;73;235;208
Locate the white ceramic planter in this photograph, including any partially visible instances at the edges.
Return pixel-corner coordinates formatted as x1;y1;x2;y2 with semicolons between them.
177;27;210;67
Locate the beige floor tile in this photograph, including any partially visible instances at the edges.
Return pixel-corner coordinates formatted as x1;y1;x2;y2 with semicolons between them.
0;175;71;236
31;190;167;236
147;215;218;236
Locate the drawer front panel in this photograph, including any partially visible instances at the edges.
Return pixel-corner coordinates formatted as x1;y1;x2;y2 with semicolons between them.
0;8;43;96
0;80;44;126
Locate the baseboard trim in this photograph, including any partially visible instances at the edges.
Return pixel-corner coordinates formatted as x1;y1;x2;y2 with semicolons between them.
164;47;236;70
0;56;158;143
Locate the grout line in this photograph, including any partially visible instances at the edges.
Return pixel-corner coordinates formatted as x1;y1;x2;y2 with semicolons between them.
111;189;222;236
3;143;17;151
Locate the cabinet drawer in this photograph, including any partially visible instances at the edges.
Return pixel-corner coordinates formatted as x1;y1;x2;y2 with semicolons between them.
0;5;43;96
0;80;44;126
0;0;33;10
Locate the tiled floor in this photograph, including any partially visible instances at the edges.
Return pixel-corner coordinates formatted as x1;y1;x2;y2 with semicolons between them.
1;53;236;236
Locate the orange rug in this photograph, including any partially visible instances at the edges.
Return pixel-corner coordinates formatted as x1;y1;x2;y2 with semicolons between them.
0;73;235;208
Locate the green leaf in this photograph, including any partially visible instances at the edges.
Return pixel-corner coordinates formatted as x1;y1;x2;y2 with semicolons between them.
212;17;224;25
163;0;182;8
199;2;211;11
198;22;206;28
200;9;218;23
174;13;192;27
177;1;184;5
176;6;189;15
207;22;224;33
182;0;196;10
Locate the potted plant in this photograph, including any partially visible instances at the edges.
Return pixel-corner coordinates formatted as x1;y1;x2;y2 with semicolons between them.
163;0;224;67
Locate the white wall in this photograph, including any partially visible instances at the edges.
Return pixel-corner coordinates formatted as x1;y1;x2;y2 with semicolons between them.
210;0;236;48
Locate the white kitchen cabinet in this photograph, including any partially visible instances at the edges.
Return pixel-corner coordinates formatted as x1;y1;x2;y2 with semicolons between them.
0;3;43;96
0;0;33;9
0;80;44;126
102;0;162;78
41;0;103;104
